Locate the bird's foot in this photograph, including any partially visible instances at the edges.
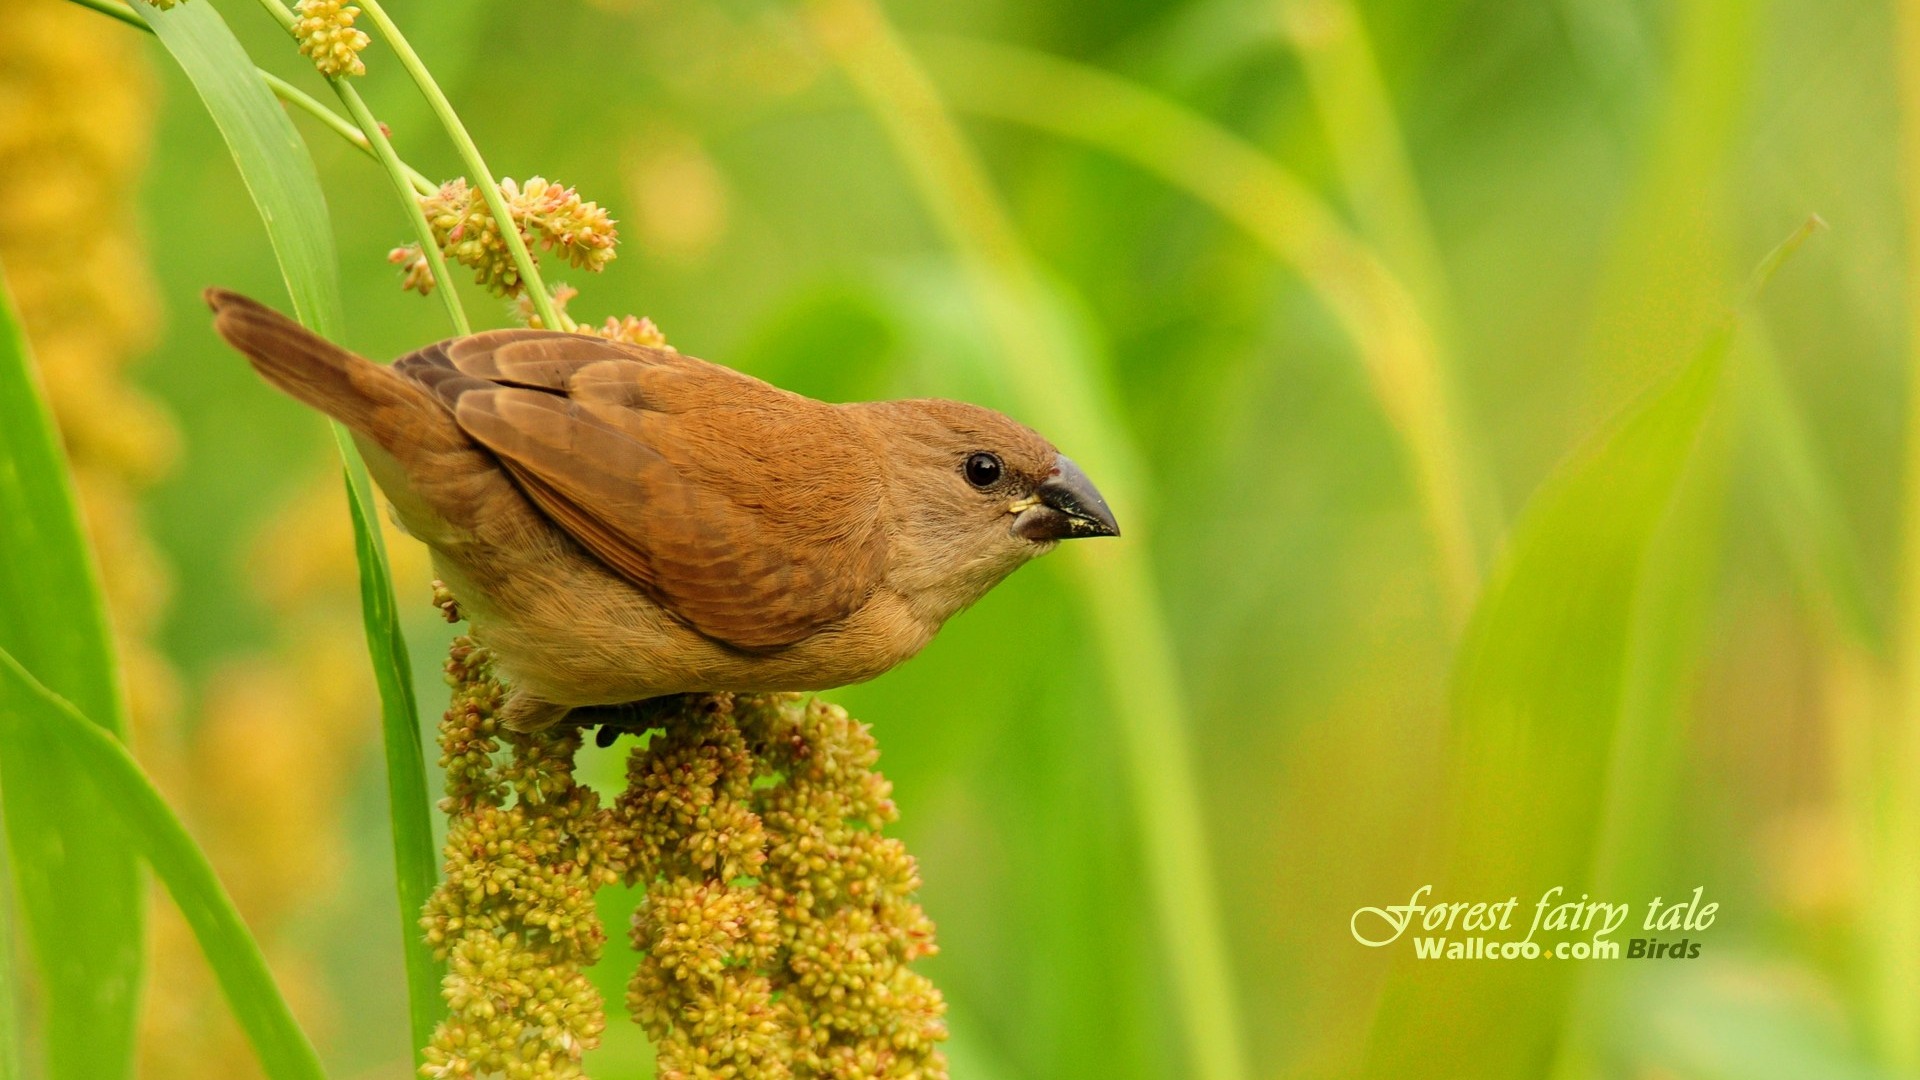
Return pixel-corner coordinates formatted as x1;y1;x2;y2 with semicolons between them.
571;693;713;747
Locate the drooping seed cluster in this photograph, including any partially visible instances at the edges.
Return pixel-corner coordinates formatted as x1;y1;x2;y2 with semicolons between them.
417;592;946;1078
618;693;950;1080
391;177;617;299
292;0;370;79
419;635;623;1080
618;698;789;1075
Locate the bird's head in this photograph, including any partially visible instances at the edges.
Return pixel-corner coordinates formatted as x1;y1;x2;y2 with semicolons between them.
856;398;1119;623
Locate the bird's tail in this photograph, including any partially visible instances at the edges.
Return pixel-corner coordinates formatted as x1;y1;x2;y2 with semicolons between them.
204;288;453;456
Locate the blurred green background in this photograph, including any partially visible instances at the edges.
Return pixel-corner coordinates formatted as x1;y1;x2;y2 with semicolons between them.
35;0;1920;1075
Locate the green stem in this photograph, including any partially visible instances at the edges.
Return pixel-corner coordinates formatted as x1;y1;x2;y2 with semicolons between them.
354;0;568;329
259;0;464;328
67;0;144;28
77;0;461;329
1275;0;1455;332
804;4;1249;1080
258;71;435;194
248;0;296;31
64;2;441;212
923;35;1482;626
330;83;470;333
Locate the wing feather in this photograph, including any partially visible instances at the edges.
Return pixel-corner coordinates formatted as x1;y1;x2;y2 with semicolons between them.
395;331;886;651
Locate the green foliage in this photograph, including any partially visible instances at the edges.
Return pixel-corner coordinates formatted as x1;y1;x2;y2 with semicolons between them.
139;0;443;1059
0;257;142;1080
1368;304;1734;1078
0;652;326;1080
144;0;342;336
14;0;1918;1076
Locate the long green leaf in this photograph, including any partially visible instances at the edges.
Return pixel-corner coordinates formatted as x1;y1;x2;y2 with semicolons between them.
803;6;1248;1080
1362;308;1733;1080
0;649;326;1080
140;0;442;1054
921;35;1486;622
0;268;142;1076
341;455;441;1058
143;0;341;334
0;825;19;1080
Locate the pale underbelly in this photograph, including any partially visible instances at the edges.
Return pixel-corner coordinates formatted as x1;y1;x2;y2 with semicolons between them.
430;549;931;707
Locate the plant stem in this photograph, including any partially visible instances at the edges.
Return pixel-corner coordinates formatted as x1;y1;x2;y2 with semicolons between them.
923;36;1481;626
256;71;434;193
803;4;1249;1080
74;0;462;328
86;0;468;344
248;0;296;31
67;0;144;29
330;82;470;333
354;0;569;329
1276;0;1455;333
63;1;445;232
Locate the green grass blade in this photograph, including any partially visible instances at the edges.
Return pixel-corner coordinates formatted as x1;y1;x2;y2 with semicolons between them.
921;34;1487;623
138;1;442;1056
0;270;142;1076
0;649;326;1080
0;860;17;1080
1739;326;1882;652
1363;312;1734;1080
339;451;441;1058
143;0;341;336
804;6;1248;1080
0;829;19;1080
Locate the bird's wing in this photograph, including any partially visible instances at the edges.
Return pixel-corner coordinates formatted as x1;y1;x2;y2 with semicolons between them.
395;331;889;651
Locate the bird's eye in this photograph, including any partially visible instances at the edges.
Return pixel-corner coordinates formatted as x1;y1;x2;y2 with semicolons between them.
964;451;1003;489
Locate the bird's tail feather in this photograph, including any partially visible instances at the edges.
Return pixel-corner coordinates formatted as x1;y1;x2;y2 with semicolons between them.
204;288;456;456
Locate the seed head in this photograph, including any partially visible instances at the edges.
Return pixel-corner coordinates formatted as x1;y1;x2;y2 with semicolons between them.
402;177;618;299
293;0;371;78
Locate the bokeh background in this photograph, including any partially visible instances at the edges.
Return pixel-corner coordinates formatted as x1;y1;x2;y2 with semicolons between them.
7;0;1917;1075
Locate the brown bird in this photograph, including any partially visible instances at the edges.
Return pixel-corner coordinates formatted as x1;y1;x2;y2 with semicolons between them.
206;289;1118;731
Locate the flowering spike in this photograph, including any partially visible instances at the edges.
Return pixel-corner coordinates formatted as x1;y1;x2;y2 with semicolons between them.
619;694;949;1079
390;244;437;296
293;0;371;78
403;177;618;300
419;591;944;1078
419;624;622;1079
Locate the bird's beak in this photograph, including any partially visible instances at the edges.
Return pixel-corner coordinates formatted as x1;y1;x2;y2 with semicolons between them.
1013;455;1121;541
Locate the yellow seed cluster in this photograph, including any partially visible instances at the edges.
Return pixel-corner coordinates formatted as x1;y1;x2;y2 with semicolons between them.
395;177;617;298
292;0;370;79
416;591;944;1077
515;284;674;348
588;313;670;348
743;695;949;1078
618;694;950;1080
618;699;789;1075
420;635;624;1080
